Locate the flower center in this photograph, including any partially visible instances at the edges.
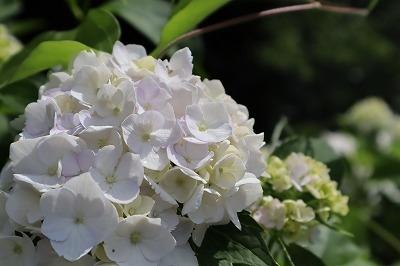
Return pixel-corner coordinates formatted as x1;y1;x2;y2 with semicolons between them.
175;177;185;187
13;244;22;254
97;138;107;148
198;122;207;132
112;107;121;116
130;231;141;245
128;207;136;215
106;175;117;184
74;217;84;224
143;103;151;110
47;165;58;176
109;74;119;84
141;133;151;142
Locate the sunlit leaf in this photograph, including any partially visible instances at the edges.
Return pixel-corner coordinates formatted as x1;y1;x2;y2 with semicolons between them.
0;40;90;87
104;0;171;44
0;9;120;88
152;0;230;57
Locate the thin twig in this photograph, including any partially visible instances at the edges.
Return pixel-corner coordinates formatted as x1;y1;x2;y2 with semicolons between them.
320;4;369;16
277;237;295;266
367;220;400;256
152;1;370;58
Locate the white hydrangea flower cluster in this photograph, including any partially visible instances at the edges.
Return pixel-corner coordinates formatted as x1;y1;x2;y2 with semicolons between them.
341;97;400;152
0;41;265;265
252;152;348;242
342;97;394;134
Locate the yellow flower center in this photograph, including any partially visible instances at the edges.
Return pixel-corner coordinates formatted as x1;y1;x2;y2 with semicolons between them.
130;231;141;245
74;217;84;224
13;244;22;254
97;138;108;148
106;175;117;184
128;207;136;215
175;177;185;187
142;133;151;142
47;165;58;176
112;107;121;116
198;123;207;132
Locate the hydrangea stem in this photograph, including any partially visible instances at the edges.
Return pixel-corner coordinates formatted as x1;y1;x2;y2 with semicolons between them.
152;1;370;58
277;237;295;266
367;220;400;256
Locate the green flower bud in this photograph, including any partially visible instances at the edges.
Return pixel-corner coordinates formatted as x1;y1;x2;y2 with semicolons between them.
265;156;292;192
284;199;315;223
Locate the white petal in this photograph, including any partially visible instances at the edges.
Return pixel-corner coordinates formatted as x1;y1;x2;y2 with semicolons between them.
182;184;204;215
144;176;176;205
103;234;132;262
94;145;120;177
140;148;169;171
6;183;42;226
169;47;193;78
185;103;231;143
0;235;36;266
159;167;198;203
50;225;96;261
171;218;194;246
115;153;144;184
140;227;176;261
105;179;140;204
159;243;198;266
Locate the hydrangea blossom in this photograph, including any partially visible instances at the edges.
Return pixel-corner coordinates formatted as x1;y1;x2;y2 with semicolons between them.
252;152;349;242
0;41;266;264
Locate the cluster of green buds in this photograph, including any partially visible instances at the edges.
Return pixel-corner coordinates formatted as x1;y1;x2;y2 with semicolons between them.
252;152;349;242
0;24;21;64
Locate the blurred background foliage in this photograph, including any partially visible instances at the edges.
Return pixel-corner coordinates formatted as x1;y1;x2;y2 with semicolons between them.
0;0;399;265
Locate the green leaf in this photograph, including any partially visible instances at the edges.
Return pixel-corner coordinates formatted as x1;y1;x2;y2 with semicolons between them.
152;0;231;57
104;0;171;44
307;227;377;266
0;113;8;138
273;137;338;162
0;9;120;88
0;40;90;86
0;0;21;22
0;75;45;115
368;0;380;11
171;0;192;15
197;213;278;266
287;244;326;266
74;9;120;52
